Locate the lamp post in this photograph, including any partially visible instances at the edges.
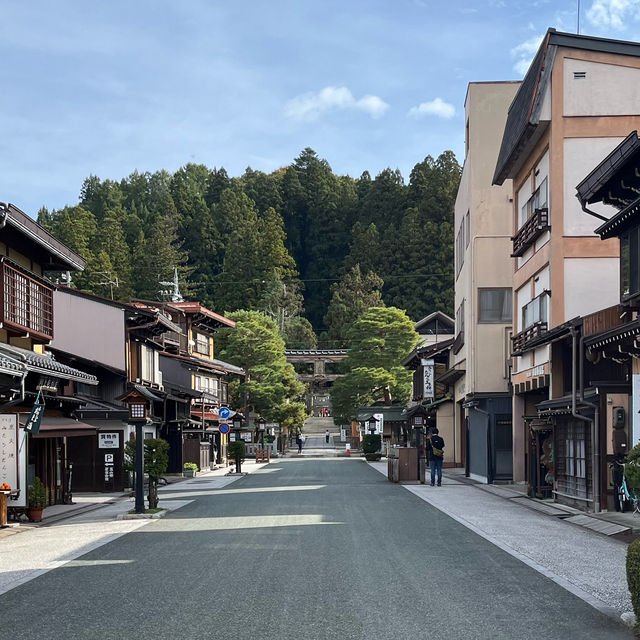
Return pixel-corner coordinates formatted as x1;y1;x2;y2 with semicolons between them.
258;417;266;450
128;399;148;514
232;415;243;474
367;415;377;436
412;415;424;482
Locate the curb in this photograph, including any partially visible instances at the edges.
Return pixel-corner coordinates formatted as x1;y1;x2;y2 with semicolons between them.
117;509;168;520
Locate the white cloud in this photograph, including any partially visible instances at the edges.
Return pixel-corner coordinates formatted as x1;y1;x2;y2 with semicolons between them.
511;35;544;76
285;86;389;121
586;0;640;29
408;98;455;119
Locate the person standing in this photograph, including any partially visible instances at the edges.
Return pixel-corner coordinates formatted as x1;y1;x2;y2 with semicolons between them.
296;434;303;454
325;429;330;444
427;428;445;486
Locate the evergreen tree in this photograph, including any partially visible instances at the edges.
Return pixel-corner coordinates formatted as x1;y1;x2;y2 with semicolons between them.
330;306;418;423
216;310;306;425
323;265;384;347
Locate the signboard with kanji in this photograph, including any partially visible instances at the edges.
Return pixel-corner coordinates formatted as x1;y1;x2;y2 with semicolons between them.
98;432;120;449
0;414;26;507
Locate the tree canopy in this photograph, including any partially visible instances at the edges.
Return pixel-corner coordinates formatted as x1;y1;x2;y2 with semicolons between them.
215;310;307;431
330;307;419;424
36;148;460;336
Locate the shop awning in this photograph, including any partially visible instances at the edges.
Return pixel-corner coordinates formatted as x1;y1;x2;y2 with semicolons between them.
28;416;97;438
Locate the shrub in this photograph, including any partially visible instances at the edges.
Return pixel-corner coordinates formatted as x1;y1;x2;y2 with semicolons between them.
183;462;198;471
362;434;381;455
28;477;47;508
228;441;246;463
626;443;640;494
627;538;640;621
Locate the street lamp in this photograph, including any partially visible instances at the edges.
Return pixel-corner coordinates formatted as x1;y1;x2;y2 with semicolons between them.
126;397;149;514
232;415;243;473
258;417;266;450
367;415;377;436
412;415;424;481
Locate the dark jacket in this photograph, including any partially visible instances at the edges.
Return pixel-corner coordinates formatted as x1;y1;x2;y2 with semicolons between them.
427;434;445;459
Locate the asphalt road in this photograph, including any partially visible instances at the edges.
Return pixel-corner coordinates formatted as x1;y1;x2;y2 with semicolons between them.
0;459;633;639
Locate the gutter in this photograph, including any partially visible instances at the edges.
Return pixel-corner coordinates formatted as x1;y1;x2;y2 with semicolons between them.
570;324;600;512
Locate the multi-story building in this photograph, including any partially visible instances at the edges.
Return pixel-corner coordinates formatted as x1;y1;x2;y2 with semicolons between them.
452;81;520;482
493;29;640;505
0;202;97;507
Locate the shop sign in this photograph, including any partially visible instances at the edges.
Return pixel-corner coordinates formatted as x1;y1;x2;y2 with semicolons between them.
98;432;120;449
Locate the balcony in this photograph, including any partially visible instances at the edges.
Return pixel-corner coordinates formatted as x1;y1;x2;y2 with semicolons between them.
511;208;550;257
511;321;548;356
0;260;53;341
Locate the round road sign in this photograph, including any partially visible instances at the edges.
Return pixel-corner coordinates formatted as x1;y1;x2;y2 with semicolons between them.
219;407;231;419
219;423;230;434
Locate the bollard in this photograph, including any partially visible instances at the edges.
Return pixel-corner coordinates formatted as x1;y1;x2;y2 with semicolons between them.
346;443;351;456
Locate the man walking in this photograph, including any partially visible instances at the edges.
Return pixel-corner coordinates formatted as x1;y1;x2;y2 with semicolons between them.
427;428;445;486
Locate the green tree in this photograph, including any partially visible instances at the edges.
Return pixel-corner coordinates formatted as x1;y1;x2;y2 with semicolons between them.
281;316;317;349
330;307;418;423
124;438;169;510
323;265;384;347
216;311;306;425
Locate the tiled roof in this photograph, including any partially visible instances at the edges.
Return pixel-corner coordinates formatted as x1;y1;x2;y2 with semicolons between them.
0;343;98;384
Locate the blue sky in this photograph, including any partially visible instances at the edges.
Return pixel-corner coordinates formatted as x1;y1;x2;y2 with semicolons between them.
2;0;640;216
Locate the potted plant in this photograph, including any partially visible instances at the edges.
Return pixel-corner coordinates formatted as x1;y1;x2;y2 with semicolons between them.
27;476;47;522
183;462;198;478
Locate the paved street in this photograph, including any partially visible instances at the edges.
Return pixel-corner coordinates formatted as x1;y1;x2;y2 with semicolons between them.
0;459;634;639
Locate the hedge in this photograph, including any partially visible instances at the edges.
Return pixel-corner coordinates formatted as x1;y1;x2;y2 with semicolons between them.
626;537;640;622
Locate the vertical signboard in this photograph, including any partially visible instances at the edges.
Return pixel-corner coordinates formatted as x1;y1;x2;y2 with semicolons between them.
421;358;435;401
0;415;26;507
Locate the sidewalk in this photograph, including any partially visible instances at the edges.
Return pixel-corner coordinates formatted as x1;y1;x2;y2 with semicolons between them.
369;461;633;621
0;460;269;596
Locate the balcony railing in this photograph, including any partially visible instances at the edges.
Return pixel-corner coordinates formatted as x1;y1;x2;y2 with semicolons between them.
0;261;53;341
511;321;548;355
511;208;550;257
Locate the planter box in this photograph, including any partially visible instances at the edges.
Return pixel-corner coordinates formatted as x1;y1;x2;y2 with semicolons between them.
183;469;197;478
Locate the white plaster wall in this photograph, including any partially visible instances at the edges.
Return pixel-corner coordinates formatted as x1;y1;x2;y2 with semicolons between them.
534;266;550;295
564;59;640;116
564;258;619;319
564;137;623;236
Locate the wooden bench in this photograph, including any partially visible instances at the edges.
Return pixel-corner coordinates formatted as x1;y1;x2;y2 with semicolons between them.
255;449;271;463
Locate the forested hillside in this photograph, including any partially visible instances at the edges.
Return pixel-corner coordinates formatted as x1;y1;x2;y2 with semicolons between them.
37;148;460;347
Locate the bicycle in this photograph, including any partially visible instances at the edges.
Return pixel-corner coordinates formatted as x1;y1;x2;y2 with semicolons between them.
614;461;640;514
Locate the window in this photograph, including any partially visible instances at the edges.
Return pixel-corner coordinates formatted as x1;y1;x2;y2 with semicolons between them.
456;221;465;277
140;344;156;383
565;424;586;478
465;211;470;248
520;178;548;226
521;292;548;330
195;332;209;356
478;288;512;323
620;225;640;300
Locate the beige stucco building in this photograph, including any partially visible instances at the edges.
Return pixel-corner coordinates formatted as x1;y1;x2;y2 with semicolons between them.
451;81;520;482
493;30;640;502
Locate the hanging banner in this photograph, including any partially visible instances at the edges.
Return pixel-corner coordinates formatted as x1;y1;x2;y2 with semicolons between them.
421;358;435;400
24;392;45;435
